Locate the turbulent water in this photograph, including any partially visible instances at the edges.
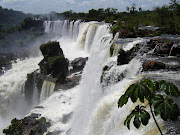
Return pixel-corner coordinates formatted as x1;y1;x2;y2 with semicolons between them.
0;57;42;132
0;20;179;135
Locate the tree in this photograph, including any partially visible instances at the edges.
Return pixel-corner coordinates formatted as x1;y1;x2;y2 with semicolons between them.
169;0;179;10
139;7;142;12
126;6;130;13
131;3;136;13
118;78;180;135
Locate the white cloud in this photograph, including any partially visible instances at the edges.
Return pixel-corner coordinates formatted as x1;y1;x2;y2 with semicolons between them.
0;0;171;14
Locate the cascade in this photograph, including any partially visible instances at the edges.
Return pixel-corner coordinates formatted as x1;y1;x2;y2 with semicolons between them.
40;80;56;103
44;20;81;40
0;56;42;132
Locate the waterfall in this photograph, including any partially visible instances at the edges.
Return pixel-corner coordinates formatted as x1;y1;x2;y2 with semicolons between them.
2;20;179;135
44;20;81;40
40;80;56;103
0;56;42;132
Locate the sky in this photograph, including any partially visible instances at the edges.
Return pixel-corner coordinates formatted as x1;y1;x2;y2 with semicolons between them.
0;0;171;14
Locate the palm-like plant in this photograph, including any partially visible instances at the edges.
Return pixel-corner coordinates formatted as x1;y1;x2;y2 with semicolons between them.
118;78;180;135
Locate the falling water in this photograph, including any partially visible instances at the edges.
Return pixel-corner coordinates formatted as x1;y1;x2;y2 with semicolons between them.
44;20;81;40
40;80;56;103
0;56;42;132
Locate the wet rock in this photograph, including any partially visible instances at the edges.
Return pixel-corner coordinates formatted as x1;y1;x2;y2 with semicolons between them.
47;131;62;135
117;49;129;65
142;60;166;71
34;106;44;109
154;40;173;55
71;57;88;73
170;44;180;57
56;72;82;90
24;71;36;104
147;38;160;48
3;114;51;135
169;64;180;71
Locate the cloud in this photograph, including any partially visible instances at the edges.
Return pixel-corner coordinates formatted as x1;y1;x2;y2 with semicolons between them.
0;0;171;14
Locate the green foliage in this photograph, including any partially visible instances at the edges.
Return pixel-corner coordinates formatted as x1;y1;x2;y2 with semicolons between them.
40;41;63;58
56;72;66;83
0;6;31;28
152;95;179;120
118;78;180;132
124;105;150;129
3;118;23;135
110;44;115;57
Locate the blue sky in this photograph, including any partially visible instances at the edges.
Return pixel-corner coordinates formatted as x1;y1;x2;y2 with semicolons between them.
0;0;170;14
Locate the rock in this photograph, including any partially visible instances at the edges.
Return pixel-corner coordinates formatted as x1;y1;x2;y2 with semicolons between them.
3;114;50;135
39;41;69;79
40;41;64;58
47;56;68;77
117;48;129;65
118;29;136;38
71;57;88;72
118;29;160;38
170;44;180;57
154;40;173;55
56;72;82;90
24;72;36;104
142;60;166;71
56;72;66;83
169;64;180;71
147;38;160;48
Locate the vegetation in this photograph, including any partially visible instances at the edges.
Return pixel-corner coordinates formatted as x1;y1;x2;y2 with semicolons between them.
0;6;32;28
52;1;180;36
118;78;180;135
39;41;68;80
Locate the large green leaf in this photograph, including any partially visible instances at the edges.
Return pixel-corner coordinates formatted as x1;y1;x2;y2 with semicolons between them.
140;110;150;126
165;83;180;97
152;95;180;121
158;80;180;97
124;110;135;129
124;105;150;129
118;94;128;108
133;114;141;129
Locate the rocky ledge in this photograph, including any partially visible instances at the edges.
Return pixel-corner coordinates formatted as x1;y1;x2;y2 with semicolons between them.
3;114;50;135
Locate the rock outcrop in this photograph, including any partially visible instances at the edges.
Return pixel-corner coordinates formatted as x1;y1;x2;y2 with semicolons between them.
70;57;88;73
3;114;50;135
39;41;68;82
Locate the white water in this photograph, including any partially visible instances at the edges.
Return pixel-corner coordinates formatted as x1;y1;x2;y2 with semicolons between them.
40;80;56;103
0;56;42;132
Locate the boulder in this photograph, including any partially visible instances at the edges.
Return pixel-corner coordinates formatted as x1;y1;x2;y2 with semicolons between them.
71;57;88;72
142;60;166;71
